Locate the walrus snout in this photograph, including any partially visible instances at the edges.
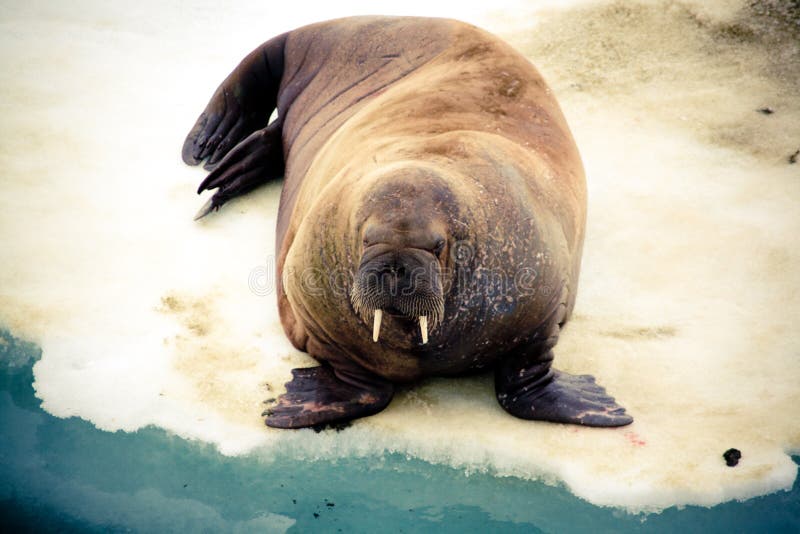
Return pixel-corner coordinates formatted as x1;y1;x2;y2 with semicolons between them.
351;246;445;343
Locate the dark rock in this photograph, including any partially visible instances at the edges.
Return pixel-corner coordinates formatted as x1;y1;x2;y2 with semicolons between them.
723;448;742;467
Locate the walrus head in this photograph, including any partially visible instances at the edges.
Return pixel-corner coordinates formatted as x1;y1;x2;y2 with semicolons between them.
350;167;454;345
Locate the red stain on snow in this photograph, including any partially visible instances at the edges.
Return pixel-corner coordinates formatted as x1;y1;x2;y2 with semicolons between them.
625;431;647;447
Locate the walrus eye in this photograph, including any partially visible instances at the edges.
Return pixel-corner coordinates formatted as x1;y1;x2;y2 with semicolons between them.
433;239;445;256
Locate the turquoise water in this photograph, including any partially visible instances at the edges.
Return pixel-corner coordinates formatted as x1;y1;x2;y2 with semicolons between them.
1;331;798;533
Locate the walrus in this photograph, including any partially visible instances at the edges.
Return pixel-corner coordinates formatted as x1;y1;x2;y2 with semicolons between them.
182;16;633;429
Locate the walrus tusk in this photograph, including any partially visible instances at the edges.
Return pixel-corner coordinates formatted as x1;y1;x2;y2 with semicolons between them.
373;309;383;342
420;316;428;344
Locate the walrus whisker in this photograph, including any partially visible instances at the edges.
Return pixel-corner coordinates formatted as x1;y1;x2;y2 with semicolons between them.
373;309;383;342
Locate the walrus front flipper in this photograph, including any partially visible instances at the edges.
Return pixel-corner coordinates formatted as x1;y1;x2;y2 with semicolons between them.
264;366;394;429
182;32;287;169
193;122;284;219
495;350;633;427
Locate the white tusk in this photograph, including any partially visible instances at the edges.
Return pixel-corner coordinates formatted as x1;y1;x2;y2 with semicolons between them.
373;309;383;342
420;316;428;344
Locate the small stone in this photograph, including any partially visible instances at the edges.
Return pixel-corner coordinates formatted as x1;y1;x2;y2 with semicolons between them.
757;107;774;115
723;448;742;467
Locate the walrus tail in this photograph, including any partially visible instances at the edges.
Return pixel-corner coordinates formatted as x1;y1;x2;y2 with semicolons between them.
182;33;288;218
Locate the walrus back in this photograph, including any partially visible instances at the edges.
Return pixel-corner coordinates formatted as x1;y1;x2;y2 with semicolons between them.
282;17;586;297
279;19;587;377
275;17;460;249
183;16;587;370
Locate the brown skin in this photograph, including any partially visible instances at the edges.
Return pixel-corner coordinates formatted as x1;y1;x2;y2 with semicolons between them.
183;16;632;429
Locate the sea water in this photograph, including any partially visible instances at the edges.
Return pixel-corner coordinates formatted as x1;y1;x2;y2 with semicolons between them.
1;0;799;527
2;332;799;531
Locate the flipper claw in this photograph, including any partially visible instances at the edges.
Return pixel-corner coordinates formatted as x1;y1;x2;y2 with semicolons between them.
193;198;217;221
189;123;283;220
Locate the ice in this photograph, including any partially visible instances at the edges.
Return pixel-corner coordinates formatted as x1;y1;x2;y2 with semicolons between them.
0;0;798;512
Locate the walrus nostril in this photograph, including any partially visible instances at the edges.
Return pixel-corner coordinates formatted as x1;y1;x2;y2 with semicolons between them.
375;263;406;278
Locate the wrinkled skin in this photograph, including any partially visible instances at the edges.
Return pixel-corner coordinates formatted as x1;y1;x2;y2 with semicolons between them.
182;16;633;429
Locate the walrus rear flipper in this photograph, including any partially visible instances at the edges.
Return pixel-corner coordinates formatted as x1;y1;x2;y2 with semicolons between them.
496;348;633;427
182;32;287;169
264;366;394;429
